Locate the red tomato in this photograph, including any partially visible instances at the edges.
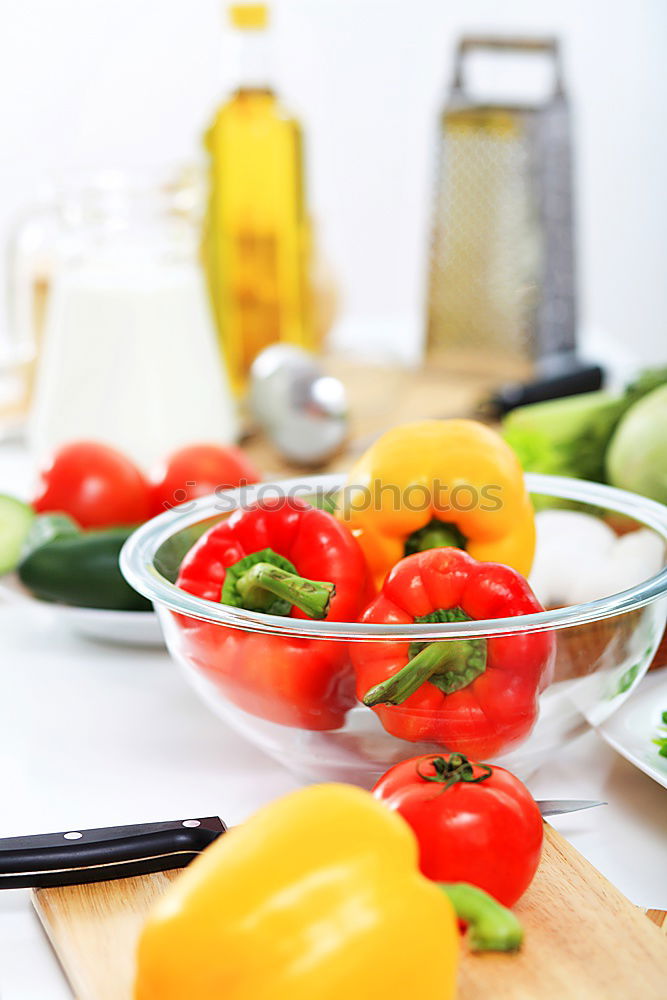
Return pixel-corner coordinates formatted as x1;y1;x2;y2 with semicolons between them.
150;444;261;514
373;753;543;906
33;442;152;529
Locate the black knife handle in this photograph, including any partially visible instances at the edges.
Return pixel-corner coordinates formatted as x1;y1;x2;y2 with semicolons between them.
0;817;226;889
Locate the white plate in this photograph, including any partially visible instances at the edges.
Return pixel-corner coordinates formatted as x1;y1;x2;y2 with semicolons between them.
598;670;667;789
0;574;164;647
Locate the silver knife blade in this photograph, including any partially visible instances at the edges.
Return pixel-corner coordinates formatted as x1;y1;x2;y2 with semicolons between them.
537;799;606;817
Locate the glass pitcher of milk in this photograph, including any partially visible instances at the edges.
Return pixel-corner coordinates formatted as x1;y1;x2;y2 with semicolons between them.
28;168;238;469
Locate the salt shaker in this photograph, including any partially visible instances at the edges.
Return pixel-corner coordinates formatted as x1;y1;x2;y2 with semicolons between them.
249;345;347;465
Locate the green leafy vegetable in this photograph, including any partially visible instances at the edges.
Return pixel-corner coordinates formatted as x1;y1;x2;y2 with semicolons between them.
502;366;667;483
653;710;667;758
615;663;640;696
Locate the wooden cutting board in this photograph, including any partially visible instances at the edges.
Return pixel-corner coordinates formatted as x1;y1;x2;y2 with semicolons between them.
32;825;667;1000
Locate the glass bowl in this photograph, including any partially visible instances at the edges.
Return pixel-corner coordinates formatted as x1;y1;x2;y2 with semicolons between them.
121;474;667;786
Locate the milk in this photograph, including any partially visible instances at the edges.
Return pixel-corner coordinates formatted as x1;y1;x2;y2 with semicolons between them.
29;247;238;470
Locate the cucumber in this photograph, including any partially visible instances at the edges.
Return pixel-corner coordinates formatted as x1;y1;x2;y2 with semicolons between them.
0;495;35;575
21;512;80;560
18;525;151;612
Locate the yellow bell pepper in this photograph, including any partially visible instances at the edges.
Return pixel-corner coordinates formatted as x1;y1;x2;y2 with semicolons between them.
135;784;522;1000
337;419;535;588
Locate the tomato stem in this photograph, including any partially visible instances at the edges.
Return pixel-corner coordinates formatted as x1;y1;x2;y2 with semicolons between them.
440;883;524;953
416;754;492;790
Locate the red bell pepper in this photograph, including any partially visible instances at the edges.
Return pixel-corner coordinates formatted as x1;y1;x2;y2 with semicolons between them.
175;496;370;730
353;548;554;757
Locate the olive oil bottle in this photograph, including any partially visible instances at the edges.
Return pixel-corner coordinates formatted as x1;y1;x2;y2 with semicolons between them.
203;2;312;394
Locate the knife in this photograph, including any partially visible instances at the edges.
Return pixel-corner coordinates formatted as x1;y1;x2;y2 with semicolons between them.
537;799;606;817
0;816;225;890
0;801;603;890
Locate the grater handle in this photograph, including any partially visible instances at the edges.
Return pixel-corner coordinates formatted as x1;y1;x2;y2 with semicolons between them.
452;36;564;99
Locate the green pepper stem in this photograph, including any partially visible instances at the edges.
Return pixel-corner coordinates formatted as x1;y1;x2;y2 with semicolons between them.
440;883;524;953
363;637;483;706
405;520;466;556
235;561;335;620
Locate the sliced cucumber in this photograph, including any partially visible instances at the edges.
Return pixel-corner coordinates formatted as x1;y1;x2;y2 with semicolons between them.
0;495;36;575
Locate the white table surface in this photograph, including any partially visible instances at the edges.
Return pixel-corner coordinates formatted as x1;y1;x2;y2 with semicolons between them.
1;441;666;1000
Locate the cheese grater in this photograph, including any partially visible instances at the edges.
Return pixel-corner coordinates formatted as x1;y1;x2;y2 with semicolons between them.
426;36;576;368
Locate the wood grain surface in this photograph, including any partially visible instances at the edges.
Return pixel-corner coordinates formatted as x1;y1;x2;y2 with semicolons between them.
33;825;667;1000
239;355;508;478
457;825;667;1000
645;908;667;933
33;869;181;1000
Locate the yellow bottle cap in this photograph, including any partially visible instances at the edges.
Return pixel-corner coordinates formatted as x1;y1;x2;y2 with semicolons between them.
229;3;268;30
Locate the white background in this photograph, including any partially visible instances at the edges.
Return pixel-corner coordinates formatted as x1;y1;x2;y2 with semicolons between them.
1;0;666;365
